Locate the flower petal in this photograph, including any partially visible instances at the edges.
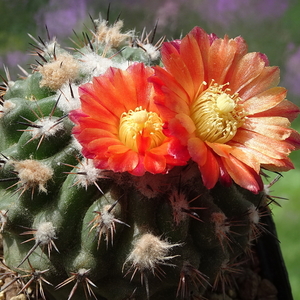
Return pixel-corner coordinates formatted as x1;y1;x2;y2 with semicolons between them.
70;63;188;175
207;36;237;84
222;155;263;193
188;138;208;166
238;66;280;100
242;117;292;141
232;128;295;160
144;151;166;174
79;83;120;123
76;128;116;146
88;137;122;156
148;26;300;191
228;52;267;94
165;116;194;145
151;67;190;117
231;143;295;171
243;87;287;114
108;150;139;173
252;99;300;122
179;32;205;94
161;43;195;99
198;149;220;189
206;142;232;158
72;116;118;135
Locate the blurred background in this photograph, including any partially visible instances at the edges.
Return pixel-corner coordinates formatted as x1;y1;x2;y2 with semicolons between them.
1;0;300;298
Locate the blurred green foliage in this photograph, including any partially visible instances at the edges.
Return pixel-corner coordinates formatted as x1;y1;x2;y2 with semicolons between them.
272;117;300;299
0;0;49;52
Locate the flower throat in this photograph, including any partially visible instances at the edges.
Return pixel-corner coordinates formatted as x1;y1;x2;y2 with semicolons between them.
119;106;165;152
190;81;246;143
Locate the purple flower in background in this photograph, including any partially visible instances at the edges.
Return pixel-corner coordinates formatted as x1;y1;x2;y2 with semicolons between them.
155;1;180;31
283;45;300;100
108;0;290;32
0;51;31;77
5;51;29;67
191;0;289;27
35;0;89;38
0;51;31;81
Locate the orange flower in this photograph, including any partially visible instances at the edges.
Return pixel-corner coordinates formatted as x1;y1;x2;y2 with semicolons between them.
150;27;300;193
69;63;189;176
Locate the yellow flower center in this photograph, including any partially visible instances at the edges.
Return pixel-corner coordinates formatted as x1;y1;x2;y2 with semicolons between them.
190;81;246;143
119;106;165;152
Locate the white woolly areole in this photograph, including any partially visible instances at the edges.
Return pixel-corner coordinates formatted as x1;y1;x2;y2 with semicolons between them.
0;100;16;118
57;83;81;113
77;268;90;276
12;159;53;193
77;159;103;189
98;205;115;234
28;33;59;57
31;117;64;139
38;53;79;90
125;233;180;271
142;43;160;61
79;52;128;79
248;204;260;225
94;19;134;48
70;136;83;152
263;184;271;196
35;222;56;245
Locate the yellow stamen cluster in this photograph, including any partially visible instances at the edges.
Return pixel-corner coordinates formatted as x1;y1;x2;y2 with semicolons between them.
119;106;165;152
191;81;246;143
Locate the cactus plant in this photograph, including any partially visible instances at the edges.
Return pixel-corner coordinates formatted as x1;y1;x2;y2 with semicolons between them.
0;14;299;300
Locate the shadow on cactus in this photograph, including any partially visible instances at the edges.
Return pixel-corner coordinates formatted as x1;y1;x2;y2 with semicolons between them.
0;11;299;300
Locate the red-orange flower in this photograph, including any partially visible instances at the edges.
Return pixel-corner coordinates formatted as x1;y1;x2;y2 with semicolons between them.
150;27;300;193
69;63;189;176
